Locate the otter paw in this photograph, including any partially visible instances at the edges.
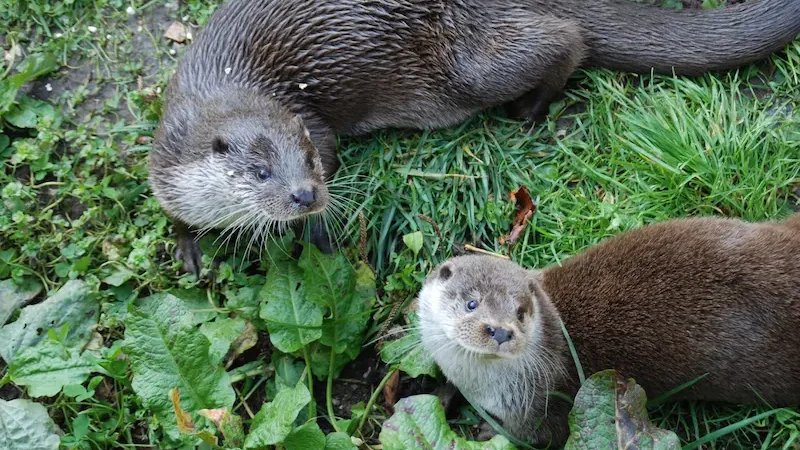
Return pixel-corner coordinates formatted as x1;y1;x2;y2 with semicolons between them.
476;422;498;442
433;382;464;419
175;236;203;278
310;221;335;254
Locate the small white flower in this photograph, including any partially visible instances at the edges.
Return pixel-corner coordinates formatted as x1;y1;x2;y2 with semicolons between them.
137;26;143;32
106;34;112;40
126;6;136;15
186;31;193;41
156;87;162;94
169;48;176;55
182;15;189;21
298;83;308;90
54;32;63;38
224;67;232;75
45;83;53;92
87;26;97;33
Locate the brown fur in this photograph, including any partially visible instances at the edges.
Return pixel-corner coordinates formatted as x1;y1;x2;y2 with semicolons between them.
419;213;800;446
150;0;800;273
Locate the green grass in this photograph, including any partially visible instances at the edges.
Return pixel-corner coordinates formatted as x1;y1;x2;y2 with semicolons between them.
1;0;799;448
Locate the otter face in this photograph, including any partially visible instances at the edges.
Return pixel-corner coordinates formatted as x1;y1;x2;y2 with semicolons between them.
206;113;329;225
156;103;331;233
419;255;541;361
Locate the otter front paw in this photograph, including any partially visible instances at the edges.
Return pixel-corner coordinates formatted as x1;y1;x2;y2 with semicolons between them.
173;220;203;277
476;422;499;442
175;234;203;278
310;221;335;254
433;382;465;419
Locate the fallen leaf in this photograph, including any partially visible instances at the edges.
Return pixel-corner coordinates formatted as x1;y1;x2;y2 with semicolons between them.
383;370;400;414
169;388;196;434
498;186;536;246
164;22;188;43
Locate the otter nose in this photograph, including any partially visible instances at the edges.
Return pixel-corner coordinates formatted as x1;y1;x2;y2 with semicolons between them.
487;326;513;345
291;189;316;208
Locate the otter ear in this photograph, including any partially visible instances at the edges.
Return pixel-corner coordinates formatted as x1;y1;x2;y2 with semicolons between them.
212;137;230;154
528;271;547;299
292;114;313;141
439;264;453;281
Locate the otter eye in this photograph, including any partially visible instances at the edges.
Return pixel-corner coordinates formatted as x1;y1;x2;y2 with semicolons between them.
256;167;271;181
466;300;478;312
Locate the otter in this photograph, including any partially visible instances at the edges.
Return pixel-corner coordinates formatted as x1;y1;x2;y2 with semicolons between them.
419;214;800;446
149;0;800;275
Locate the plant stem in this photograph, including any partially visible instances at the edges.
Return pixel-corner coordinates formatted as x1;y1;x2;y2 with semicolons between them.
356;367;398;437
302;348;316;419
327;349;341;432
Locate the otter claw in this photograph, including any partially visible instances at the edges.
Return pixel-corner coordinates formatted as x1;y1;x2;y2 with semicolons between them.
175;236;203;278
173;221;203;277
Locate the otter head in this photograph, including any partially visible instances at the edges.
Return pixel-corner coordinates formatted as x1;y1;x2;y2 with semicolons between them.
419;255;546;361
150;92;330;234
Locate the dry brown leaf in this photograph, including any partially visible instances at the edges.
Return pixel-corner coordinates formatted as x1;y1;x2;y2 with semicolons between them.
498;185;536;246
383;370;401;414
164;21;188;43
169;388;196;434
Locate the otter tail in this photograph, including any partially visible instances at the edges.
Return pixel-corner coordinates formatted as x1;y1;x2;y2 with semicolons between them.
571;0;800;76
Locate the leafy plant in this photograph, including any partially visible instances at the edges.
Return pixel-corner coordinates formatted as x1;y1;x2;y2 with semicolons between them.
379;395;516;450
564;370;680;450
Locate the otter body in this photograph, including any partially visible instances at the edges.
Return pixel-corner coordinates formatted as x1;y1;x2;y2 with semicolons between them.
419;214;800;446
150;0;800;274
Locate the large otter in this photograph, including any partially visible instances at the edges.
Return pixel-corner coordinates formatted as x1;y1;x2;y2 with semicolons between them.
418;214;800;446
150;0;800;275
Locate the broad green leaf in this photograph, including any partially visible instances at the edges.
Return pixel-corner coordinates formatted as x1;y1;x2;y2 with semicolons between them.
564;369;680;450
123;294;235;437
224;285;262;319
8;340;97;397
380;313;438;378
0;278;42;326
0;80;17;113
267;354;306;399
301;245;373;357
298;244;353;309
72;413;90;442
102;267;134;287
309;344;351;381
0;279;96;364
10;53;59;87
244;381;311;449
0;134;9;153
165;288;219;324
402;231;424;255
260;263;323;353
0;398;61;450
200;317;247;365
380;395;516;450
283;421;326;450
324;432;358;450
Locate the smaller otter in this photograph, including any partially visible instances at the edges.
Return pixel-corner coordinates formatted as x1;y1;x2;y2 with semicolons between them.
419;214;800;447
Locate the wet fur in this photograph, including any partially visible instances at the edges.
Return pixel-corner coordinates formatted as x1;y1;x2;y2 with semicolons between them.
150;0;800;274
419;214;800;446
